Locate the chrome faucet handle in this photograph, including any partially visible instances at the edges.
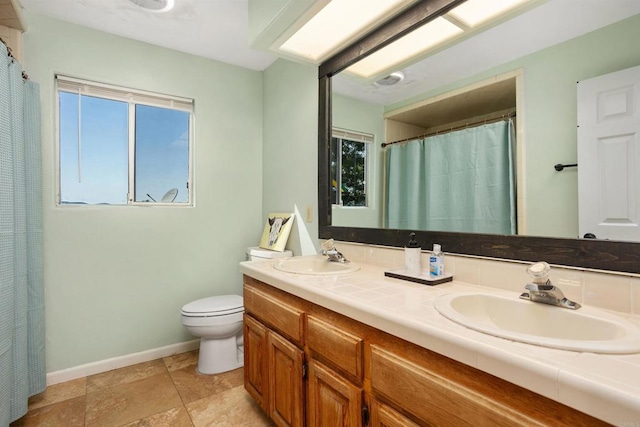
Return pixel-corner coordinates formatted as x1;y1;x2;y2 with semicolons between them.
524;282;556;293
520;282;581;310
320;246;349;263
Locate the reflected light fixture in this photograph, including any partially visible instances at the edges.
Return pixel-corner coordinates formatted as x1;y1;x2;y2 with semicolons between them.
279;0;413;62
346;0;533;79
348;17;463;79
448;0;531;27
129;0;175;13
374;71;405;86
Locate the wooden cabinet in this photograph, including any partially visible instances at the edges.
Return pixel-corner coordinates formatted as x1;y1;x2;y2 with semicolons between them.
268;330;305;427
243;314;268;410
244;313;305;427
370;344;528;426
244;277;306;427
307;315;363;385
243;276;607;427
307;359;362;426
368;399;419;427
244;280;304;345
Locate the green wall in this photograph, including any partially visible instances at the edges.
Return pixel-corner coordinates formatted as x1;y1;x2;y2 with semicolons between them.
387;14;640;238
262;58;319;256
23;13;264;372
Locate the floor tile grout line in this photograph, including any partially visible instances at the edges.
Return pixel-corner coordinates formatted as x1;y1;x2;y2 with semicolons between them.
83;374;88;427
163;352;198;426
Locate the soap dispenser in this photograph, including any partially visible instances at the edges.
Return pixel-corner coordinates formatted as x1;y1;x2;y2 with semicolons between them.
405;233;422;275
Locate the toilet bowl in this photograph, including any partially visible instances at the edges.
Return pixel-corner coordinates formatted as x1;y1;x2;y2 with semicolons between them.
180;294;244;374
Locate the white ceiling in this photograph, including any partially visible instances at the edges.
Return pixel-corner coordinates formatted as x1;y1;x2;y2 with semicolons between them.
18;0;277;71
17;0;640;103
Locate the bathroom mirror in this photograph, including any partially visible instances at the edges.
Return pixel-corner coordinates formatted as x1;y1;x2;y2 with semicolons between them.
318;0;640;274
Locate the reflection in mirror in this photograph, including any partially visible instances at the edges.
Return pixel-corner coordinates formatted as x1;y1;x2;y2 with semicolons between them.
329;0;640;241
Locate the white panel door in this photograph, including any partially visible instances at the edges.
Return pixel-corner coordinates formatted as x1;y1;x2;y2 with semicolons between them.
578;65;640;241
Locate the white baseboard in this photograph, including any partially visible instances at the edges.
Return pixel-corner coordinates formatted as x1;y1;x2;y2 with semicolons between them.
46;339;200;386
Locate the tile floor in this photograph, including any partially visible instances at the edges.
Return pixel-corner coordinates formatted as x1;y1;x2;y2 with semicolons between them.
11;350;273;427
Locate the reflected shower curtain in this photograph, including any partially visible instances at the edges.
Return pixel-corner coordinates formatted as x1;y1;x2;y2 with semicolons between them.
0;42;45;424
385;120;516;234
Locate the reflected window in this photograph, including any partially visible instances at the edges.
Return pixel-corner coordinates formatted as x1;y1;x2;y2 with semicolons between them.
331;129;372;207
56;76;193;206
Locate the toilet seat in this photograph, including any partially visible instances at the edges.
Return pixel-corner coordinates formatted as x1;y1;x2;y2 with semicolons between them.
181;295;243;317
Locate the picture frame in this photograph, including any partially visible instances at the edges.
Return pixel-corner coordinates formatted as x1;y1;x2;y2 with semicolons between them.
259;213;295;252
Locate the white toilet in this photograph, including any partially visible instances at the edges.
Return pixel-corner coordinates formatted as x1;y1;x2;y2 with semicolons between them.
180;294;244;374
180;247;292;375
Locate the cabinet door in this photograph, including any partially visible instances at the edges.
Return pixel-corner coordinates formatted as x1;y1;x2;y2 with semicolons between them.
307;359;362;427
268;330;305;427
244;314;269;411
369;399;419;427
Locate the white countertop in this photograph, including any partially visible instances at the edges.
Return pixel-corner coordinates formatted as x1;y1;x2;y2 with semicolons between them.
240;256;640;426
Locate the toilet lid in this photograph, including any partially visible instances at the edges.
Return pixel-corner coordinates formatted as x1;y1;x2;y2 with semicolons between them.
181;295;244;316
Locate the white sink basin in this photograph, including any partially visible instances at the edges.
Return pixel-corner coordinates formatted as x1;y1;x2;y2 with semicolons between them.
273;257;360;275
434;293;640;353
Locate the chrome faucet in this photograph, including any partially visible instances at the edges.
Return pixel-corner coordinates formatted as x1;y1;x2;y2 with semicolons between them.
520;283;581;309
321;239;349;263
519;262;581;309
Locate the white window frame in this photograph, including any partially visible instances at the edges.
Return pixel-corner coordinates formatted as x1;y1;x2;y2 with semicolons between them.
331;127;373;207
55;75;195;206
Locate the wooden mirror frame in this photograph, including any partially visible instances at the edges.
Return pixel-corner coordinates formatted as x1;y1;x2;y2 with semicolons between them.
317;0;640;274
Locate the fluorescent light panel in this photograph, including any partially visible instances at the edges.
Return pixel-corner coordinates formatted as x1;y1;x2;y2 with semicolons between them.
448;0;531;27
346;0;534;79
346;17;463;78
279;0;410;62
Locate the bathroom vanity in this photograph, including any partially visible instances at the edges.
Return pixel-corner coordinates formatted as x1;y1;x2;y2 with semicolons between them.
240;257;640;426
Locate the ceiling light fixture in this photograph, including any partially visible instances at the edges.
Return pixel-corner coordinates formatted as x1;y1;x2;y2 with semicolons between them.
129;0;175;13
375;71;405;86
278;0;412;63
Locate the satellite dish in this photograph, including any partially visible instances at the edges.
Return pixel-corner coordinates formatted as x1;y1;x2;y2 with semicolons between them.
161;188;178;202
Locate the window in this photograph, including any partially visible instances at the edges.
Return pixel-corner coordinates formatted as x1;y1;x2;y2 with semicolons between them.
56;76;193;205
330;128;372;207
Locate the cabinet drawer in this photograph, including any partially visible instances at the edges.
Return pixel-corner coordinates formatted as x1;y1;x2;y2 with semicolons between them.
369;398;420;427
369;345;536;427
307;315;363;382
244;283;304;346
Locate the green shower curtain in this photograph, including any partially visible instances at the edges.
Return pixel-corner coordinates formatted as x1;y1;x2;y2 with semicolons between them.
385;119;516;234
0;42;46;424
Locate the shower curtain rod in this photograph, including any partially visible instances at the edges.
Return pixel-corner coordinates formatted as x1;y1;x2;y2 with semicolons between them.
381;111;516;148
1;36;29;80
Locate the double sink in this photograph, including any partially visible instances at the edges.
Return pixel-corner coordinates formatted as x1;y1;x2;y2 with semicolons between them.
271;256;640;354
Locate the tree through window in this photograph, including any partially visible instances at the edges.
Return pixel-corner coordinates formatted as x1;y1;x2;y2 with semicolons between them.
330;129;372;207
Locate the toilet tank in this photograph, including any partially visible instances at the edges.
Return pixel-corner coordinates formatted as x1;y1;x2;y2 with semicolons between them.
246;246;293;261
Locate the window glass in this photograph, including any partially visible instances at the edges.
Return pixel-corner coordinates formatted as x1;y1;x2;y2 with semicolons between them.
56;77;193;206
340;139;367;206
330;135;368;207
59;92;128;205
134;105;189;203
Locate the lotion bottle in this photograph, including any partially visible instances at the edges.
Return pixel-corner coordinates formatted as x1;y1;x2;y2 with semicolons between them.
429;244;444;277
404;233;421;275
